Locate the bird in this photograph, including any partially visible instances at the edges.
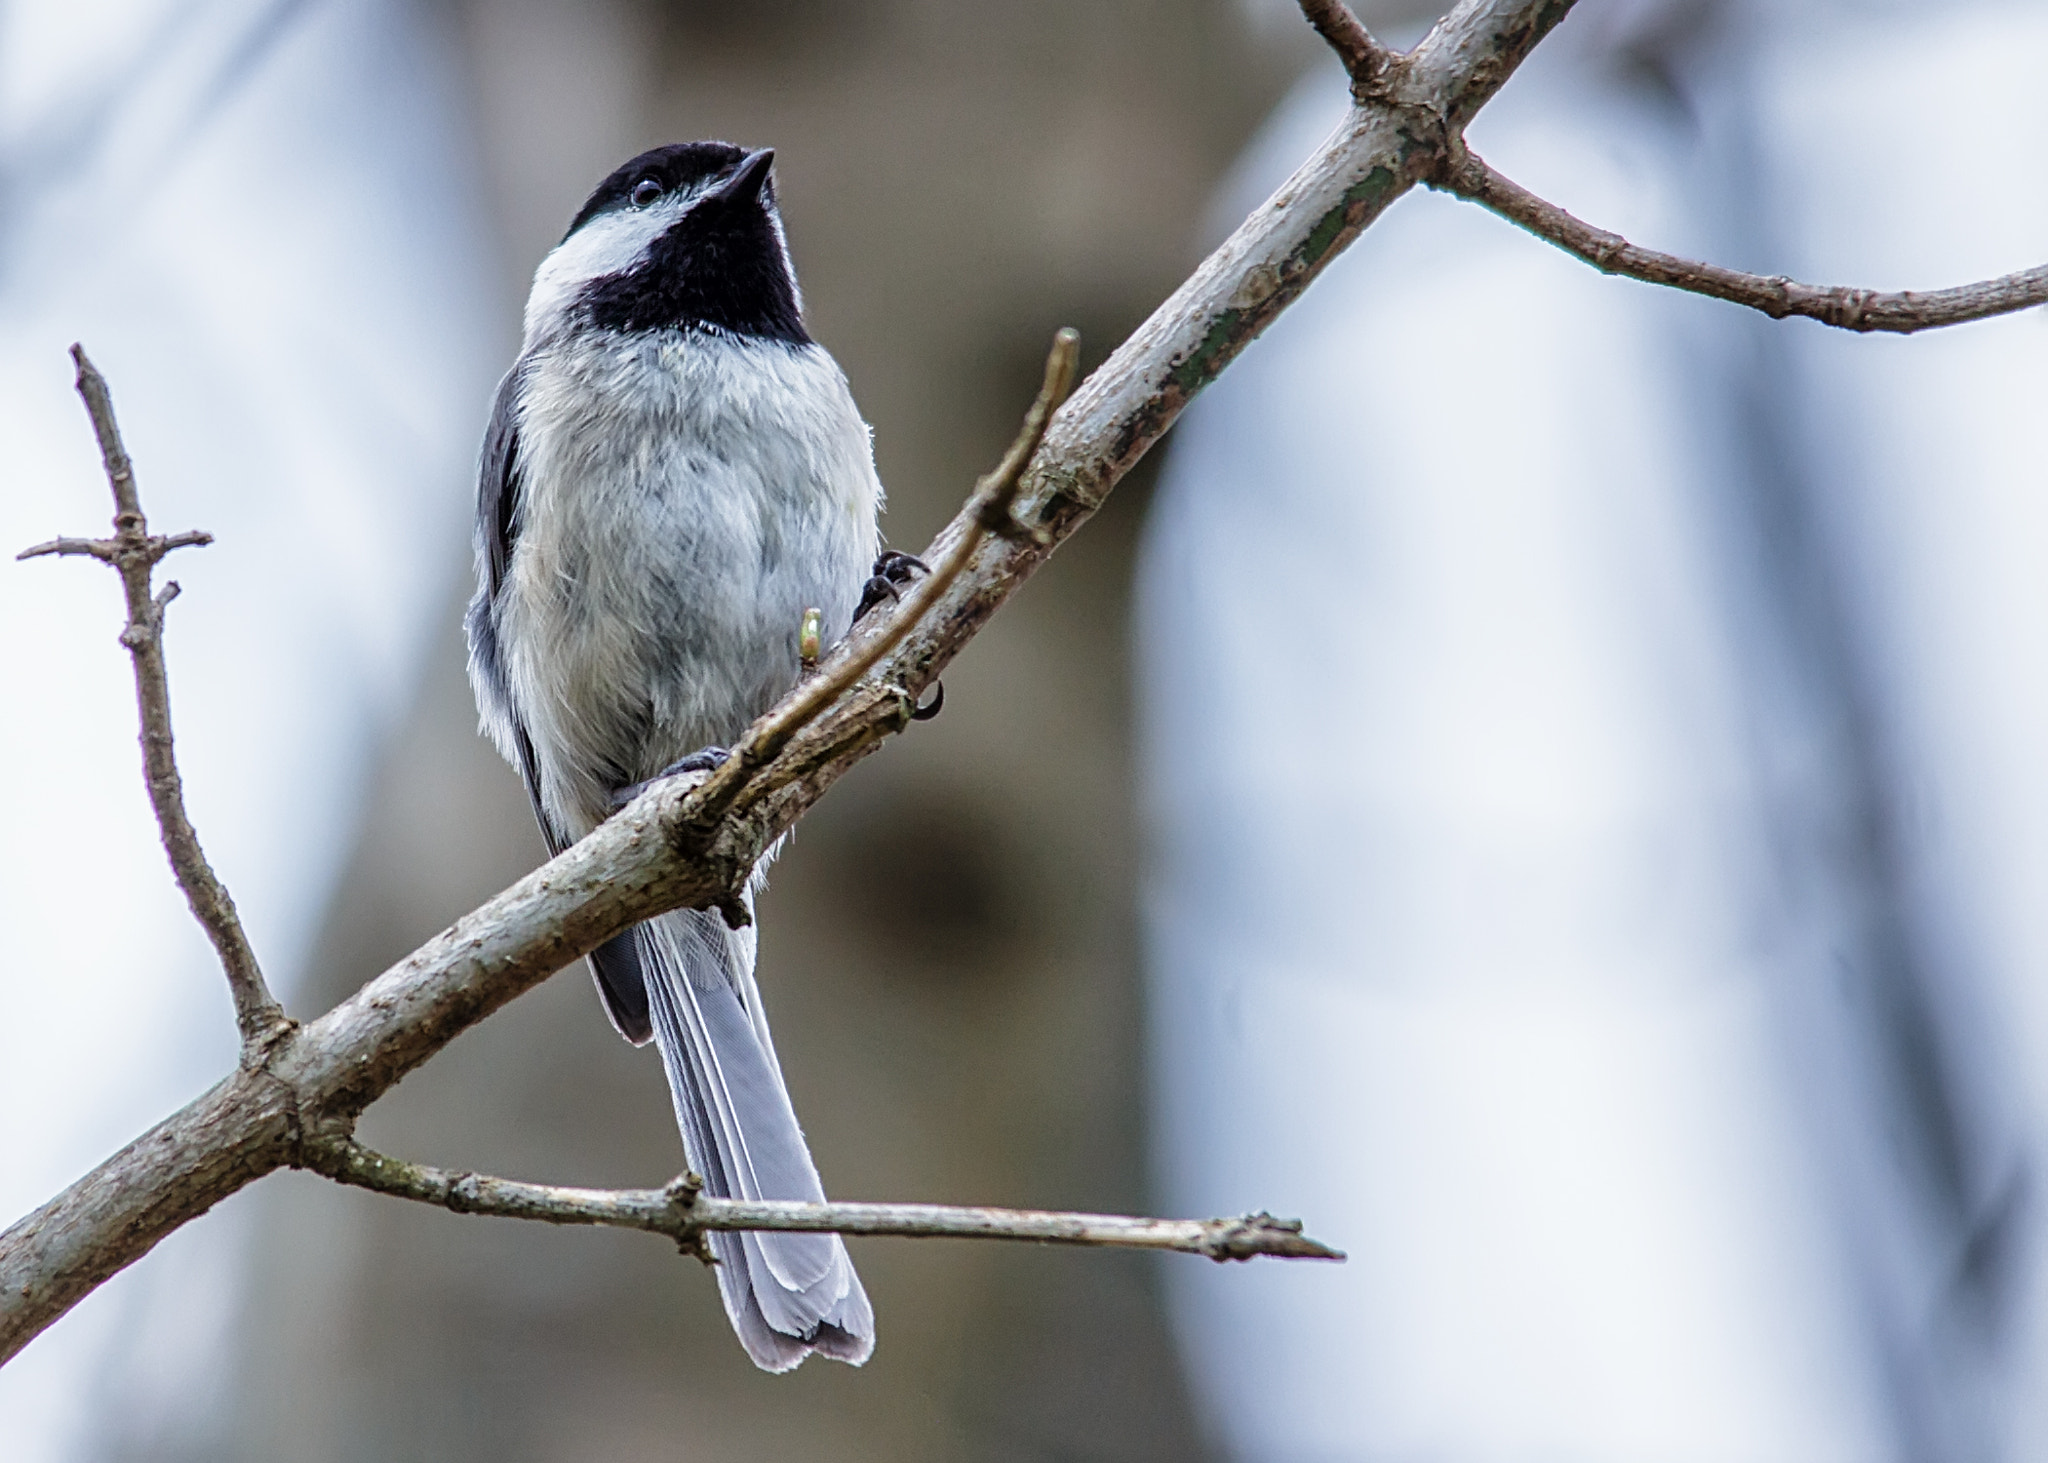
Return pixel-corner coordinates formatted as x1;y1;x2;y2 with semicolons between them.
465;141;915;1371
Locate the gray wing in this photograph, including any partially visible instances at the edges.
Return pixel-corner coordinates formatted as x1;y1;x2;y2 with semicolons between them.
464;361;529;765
464;360;652;1044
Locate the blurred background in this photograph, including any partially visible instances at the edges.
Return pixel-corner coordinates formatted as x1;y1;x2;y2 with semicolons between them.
2;0;2045;1460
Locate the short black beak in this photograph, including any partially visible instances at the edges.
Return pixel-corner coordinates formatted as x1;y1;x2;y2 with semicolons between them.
709;148;775;206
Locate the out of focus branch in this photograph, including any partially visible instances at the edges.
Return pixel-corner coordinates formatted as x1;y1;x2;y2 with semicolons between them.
17;347;289;1058
1438;143;2048;334
1;0;1580;1366
304;1137;1344;1262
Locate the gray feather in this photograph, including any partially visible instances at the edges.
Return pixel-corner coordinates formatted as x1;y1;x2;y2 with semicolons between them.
640;903;874;1371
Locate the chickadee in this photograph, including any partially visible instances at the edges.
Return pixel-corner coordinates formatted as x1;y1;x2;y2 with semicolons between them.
466;142;909;1371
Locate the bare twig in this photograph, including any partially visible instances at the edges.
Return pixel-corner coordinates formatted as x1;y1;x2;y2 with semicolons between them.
17;347;289;1058
303;1137;1344;1262
1;0;1579;1367
1439;146;2048;334
1297;0;1398;99
18;528;213;562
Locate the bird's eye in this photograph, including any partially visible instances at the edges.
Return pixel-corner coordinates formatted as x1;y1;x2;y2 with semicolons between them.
630;179;662;208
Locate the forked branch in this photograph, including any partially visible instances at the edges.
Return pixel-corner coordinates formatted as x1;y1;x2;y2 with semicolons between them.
1281;2;2048;335
18;347;289;1058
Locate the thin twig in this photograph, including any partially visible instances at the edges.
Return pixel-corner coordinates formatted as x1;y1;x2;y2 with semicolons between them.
302;1136;1345;1262
1439;147;2048;334
20;531;215;562
15;346;290;1058
1297;0;1398;98
682;327;1082;850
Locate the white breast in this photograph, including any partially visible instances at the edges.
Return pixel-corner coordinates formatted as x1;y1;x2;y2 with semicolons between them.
500;328;882;837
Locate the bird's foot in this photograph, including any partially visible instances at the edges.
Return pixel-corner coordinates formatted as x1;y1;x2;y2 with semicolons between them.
609;747;730;810
854;550;930;622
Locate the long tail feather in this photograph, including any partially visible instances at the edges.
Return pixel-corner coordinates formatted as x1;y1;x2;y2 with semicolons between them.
639;906;874;1371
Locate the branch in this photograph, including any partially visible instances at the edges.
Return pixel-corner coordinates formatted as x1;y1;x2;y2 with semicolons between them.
0;0;1579;1366
303;1137;1344;1262
17;347;288;1058
1438;145;2048;334
1296;0;1398;99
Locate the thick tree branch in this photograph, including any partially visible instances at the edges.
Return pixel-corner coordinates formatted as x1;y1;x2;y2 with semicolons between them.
302;1137;1344;1262
1;0;1578;1367
1438;143;2048;334
17;347;289;1058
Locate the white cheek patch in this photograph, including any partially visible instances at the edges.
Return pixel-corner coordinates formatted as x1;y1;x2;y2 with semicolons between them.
523;198;687;344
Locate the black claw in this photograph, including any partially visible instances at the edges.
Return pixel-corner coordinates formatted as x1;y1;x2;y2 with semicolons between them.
610;746;730;809
854;574;899;622
875;550;928;582
910;680;944;722
856;549;931;623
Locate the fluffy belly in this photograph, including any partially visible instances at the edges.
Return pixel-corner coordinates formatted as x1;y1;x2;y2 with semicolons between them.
503;333;879;835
